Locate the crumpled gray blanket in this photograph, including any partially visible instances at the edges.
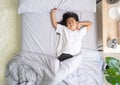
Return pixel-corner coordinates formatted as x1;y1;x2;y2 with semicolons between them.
5;50;85;85
5;49;103;85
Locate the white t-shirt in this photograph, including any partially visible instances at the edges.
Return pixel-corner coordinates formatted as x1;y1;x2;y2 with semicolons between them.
56;24;87;56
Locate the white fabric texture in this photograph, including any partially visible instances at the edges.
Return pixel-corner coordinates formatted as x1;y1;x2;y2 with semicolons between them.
20;12;97;57
18;0;96;14
56;24;87;56
6;49;103;85
69;0;96;12
18;0;70;14
6;0;103;85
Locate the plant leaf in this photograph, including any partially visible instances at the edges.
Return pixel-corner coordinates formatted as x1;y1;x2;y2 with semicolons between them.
104;57;120;85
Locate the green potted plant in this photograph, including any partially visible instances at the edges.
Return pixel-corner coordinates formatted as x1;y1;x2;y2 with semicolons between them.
104;57;120;85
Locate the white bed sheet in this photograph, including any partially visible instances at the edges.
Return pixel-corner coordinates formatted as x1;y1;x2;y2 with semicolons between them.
20;12;97;57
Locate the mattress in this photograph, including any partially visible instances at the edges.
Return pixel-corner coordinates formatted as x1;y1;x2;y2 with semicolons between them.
20;12;97;57
5;0;104;85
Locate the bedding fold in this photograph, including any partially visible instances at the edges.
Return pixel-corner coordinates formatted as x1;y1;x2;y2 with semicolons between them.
6;50;84;85
5;49;103;85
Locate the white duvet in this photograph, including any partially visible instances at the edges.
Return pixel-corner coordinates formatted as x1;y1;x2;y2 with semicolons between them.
6;49;103;85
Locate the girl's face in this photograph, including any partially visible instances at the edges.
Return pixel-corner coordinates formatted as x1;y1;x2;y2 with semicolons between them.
66;17;77;31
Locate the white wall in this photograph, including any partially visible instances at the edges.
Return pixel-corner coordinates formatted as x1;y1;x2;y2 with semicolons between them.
0;0;20;84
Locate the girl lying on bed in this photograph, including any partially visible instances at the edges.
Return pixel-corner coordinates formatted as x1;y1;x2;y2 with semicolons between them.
50;8;92;61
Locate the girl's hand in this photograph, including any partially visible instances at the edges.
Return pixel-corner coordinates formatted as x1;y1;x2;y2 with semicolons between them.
77;22;82;30
78;21;92;30
51;8;57;14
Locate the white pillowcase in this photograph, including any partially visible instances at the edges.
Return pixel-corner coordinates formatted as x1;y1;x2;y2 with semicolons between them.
69;0;96;12
18;0;70;14
18;0;96;14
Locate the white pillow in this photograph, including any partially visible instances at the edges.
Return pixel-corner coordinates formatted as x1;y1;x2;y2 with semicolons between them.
69;0;96;12
18;0;70;14
18;0;96;14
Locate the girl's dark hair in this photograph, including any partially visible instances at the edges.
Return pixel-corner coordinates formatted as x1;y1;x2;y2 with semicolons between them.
59;12;79;26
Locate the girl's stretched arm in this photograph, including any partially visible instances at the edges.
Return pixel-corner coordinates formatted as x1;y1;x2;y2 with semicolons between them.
50;8;57;29
78;21;92;30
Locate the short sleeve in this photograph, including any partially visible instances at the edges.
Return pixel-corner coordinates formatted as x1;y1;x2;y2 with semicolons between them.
80;27;87;36
56;24;65;34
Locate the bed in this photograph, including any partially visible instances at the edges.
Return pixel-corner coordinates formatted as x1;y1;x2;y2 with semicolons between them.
5;0;104;85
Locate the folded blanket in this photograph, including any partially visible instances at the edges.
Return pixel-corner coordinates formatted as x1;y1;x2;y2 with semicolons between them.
5;50;85;85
